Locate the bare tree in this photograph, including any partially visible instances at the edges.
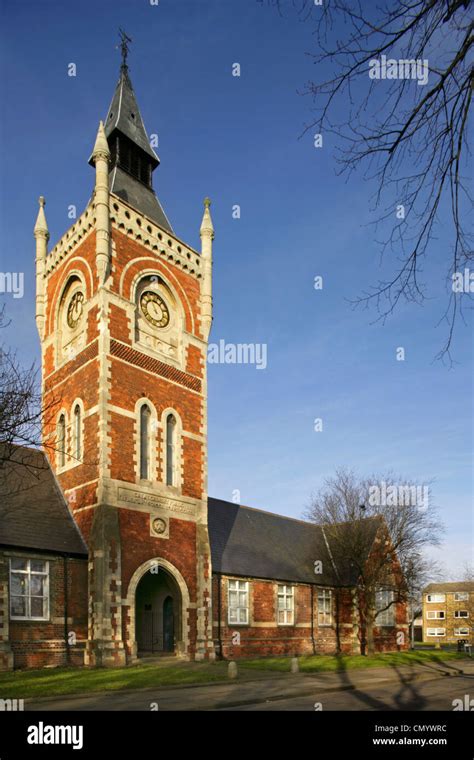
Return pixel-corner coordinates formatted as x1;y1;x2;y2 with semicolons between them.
267;0;473;360
0;306;57;479
305;468;444;654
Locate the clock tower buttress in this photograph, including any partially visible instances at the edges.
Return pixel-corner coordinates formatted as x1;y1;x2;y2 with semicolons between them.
37;55;215;665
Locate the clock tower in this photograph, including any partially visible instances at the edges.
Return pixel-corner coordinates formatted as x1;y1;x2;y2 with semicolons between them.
35;48;215;665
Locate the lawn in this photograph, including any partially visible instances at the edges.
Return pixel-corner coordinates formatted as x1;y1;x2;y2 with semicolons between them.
0;660;230;700
0;650;468;700
241;649;468;673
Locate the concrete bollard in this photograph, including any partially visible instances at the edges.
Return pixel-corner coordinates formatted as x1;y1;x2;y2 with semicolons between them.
290;656;299;674
228;661;238;679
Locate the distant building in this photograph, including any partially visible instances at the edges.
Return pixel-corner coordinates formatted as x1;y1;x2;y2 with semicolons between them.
422;582;473;644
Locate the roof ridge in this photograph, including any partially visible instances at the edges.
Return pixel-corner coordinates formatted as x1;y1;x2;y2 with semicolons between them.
208;496;320;528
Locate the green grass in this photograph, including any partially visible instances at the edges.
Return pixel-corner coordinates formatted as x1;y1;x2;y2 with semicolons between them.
0;660;230;700
0;650;468;700
240;649;468;674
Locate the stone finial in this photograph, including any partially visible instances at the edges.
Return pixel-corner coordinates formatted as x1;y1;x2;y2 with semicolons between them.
90;120;110;163
34;196;49;240
200;196;214;238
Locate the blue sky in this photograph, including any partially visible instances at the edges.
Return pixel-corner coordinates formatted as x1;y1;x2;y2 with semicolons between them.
0;0;472;575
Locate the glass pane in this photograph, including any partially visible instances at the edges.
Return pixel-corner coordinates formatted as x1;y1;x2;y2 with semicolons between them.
30;560;46;573
31;597;45;618
229;609;237;623
11;574;28;595
11;596;26;617
10;558;27;571
229;591;237;606
30;575;46;596
239;592;247;606
239;608;247;623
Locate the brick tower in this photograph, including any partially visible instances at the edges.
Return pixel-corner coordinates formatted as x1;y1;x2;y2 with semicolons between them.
35;48;215;665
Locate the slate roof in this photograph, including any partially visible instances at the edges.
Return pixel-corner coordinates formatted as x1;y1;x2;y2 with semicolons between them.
424;582;474;594
0;446;87;557
104;68;159;166
208;497;380;586
101;67;173;233
110;167;173;232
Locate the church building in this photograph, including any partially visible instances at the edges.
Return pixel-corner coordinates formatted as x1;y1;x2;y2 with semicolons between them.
0;49;408;670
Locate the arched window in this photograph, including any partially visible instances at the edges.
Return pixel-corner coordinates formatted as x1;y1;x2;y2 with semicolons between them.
166;414;176;486
58;414;66;467
140;404;151;480
73;405;81;461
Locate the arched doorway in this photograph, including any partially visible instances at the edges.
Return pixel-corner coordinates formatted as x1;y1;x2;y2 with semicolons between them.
135;567;181;655
163;596;174;652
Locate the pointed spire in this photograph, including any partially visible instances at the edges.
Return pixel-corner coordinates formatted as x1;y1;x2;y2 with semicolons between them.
34;196;49;241
104;67;159;167
90;120;110;164
200;197;214;239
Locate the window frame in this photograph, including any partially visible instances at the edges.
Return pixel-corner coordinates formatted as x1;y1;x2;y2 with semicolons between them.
454;610;469;618
73;403;82;462
277;584;294;626
317;588;333;627
165;413;177;487
375;588;395;627
454;592;469;602
9;558;50;621
426;593;446;603
426;610;445;619
454;627;470;637
57;413;67;468
139;403;151;481
227;579;249;626
426;627;446;637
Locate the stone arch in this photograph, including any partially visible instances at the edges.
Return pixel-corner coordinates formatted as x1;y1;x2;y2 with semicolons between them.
124;558;190;659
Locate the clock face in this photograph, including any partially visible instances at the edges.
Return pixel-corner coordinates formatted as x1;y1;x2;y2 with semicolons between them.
140;291;170;328
67;291;84;329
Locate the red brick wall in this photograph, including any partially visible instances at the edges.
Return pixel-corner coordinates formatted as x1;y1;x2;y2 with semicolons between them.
5;554;88;670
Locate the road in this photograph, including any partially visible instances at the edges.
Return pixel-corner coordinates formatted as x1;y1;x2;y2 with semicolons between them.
27;671;474;712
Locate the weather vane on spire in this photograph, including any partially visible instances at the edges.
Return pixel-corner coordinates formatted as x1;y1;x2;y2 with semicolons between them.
117;28;132;70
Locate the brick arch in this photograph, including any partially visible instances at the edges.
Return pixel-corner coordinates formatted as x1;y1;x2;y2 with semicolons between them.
47;259;94;336
119;257;195;334
124;558;191;659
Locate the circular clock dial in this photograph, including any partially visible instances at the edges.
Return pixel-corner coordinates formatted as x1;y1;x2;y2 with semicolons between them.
67;291;84;329
140;291;170;328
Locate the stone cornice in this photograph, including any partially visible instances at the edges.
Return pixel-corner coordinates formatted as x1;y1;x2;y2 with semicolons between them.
110;195;202;280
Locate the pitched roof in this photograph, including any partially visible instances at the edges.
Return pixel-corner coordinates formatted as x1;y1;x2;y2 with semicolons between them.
0;446;87;557
104;68;159;166
207;497;379;585
424;581;474;593
110;167;172;232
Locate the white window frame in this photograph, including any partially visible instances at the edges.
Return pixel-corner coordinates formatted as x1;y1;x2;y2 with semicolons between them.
375;588;395;626
454;628;470;637
277;585;294;626
317;589;333;626
427;610;445;619
9;559;50;621
228;580;249;625
454;592;469;601
454;610;469;618
426;593;446;603
426;627;446;637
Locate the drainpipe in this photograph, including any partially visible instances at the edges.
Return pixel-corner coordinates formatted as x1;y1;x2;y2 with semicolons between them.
63;555;70;665
310;585;316;655
216;573;223;659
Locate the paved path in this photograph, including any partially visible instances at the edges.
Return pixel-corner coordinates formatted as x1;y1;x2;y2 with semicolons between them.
27;660;474;712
